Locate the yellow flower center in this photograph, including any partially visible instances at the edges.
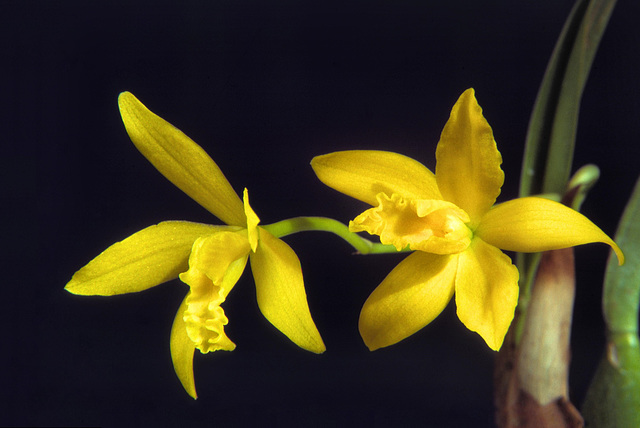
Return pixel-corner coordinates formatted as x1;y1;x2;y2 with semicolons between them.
350;192;472;255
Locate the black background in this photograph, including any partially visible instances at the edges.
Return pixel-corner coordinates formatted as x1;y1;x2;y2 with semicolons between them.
4;1;640;426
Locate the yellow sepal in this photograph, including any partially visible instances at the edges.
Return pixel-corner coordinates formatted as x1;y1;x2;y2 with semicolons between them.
65;221;227;296
118;92;246;226
435;88;504;227
250;228;325;354
170;294;197;399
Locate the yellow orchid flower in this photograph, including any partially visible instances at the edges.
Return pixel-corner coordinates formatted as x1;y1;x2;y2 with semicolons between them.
66;92;325;399
311;88;623;352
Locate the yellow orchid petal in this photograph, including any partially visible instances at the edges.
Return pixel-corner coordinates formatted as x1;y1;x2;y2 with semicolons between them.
435;89;504;226
359;251;458;351
250;228;325;354
311;150;442;206
170;294;197;399
349;192;471;255
475;196;624;265
118;92;246;226
455;237;519;351
65;221;226;296
243;188;260;252
179;233;250;353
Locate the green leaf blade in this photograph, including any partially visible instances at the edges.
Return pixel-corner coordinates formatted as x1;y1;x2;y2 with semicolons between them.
583;175;640;427
519;0;617;198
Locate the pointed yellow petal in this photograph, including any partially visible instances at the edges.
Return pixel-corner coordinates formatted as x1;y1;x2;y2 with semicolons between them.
170;294;197;399
243;188;260;252
455;238;519;351
249;228;325;353
359;251;457;351
475;196;624;265
311;150;441;206
65;221;228;296
118;92;246;226
435;89;504;226
178;232;249;353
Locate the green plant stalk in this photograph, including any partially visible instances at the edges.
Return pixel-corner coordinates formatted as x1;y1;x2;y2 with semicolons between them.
262;216;408;255
582;176;640;427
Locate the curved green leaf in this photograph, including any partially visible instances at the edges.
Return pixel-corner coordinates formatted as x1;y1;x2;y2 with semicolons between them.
583;175;640;427
519;0;617;198
516;0;617;320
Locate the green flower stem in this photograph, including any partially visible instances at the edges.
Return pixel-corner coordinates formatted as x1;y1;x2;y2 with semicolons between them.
262;216;407;255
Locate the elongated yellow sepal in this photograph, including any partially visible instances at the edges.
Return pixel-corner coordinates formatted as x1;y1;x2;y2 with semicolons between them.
311;150;441;206
250;228;325;354
435;88;504;226
476;196;624;265
170;294;197;399
118;92;246;226
65;221;227;296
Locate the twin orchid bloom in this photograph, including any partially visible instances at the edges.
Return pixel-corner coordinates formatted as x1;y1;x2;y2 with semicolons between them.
66;89;623;397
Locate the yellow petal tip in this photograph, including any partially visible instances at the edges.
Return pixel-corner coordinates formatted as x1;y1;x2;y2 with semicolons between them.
612;242;625;266
363;340;381;352
359;323;393;351
359;324;394;352
243;188;260;252
309;342;327;354
187;389;198;400
117;91;136;110
485;337;502;352
64;281;75;293
64;281;85;296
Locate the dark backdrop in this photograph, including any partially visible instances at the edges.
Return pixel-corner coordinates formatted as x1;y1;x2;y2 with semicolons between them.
4;1;640;426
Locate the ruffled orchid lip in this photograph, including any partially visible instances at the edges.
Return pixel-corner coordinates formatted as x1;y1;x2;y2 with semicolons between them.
350;192;472;255
178;233;251;353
